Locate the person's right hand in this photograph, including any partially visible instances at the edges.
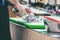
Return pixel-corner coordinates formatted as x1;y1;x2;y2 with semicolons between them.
14;4;27;17
14;4;26;12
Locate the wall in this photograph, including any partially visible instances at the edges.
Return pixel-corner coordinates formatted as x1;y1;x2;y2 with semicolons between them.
57;0;60;5
49;0;56;5
37;0;45;3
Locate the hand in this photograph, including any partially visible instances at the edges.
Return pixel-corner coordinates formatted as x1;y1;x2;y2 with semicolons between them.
14;4;27;17
14;4;26;12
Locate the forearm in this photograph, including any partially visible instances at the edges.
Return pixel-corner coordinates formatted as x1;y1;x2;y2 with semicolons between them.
8;0;20;5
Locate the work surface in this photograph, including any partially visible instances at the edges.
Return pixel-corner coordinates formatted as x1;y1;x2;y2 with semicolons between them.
9;18;58;40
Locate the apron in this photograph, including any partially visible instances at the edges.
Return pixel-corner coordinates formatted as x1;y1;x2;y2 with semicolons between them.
0;0;11;40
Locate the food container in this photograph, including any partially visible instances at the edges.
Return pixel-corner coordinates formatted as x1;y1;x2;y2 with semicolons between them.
44;16;60;32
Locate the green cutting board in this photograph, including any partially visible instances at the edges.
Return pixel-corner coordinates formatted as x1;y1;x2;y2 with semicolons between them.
9;18;45;29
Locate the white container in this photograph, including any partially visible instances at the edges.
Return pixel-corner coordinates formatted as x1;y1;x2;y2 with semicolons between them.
44;16;60;32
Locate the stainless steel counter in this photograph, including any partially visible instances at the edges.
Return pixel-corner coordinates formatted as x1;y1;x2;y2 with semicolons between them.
47;32;60;40
10;22;58;40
